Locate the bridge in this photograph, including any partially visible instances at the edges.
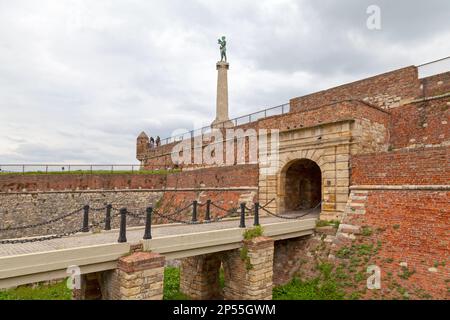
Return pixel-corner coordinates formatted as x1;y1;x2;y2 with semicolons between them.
0;201;319;300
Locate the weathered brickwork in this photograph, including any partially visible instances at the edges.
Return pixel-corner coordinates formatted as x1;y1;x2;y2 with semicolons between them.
0;165;258;193
272;236;314;286
390;97;450;149
338;189;450;299
420;71;450;97
351;147;450;185
289;66;420;111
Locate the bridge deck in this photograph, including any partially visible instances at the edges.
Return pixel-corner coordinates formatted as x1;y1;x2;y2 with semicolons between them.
0;213;317;258
0;213;318;289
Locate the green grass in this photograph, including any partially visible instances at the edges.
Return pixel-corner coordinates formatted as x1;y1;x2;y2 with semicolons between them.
273;277;345;300
163;267;190;300
243;225;263;240
0;169;180;176
316;220;340;228
0;281;71;300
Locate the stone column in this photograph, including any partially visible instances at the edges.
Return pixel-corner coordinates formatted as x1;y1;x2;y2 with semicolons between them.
212;61;233;128
180;253;222;299
222;236;274;300
111;252;165;300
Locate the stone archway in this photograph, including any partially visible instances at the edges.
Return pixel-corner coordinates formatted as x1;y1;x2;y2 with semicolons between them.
279;158;322;212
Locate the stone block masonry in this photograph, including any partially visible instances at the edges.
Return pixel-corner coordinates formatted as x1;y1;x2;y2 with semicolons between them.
113;252;165;300
74;251;165;300
222;237;274;300
179;236;275;300
180;254;222;299
0;190;163;239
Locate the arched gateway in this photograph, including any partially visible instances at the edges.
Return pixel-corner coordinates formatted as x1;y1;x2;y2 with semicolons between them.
280;159;322;213
258;120;354;220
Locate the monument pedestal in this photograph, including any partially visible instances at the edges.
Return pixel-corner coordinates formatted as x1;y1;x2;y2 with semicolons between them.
212;61;233;129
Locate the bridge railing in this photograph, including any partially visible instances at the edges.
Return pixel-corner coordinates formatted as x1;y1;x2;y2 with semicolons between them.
0;198;319;244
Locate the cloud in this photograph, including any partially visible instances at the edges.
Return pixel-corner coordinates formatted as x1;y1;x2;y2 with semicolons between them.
0;0;449;163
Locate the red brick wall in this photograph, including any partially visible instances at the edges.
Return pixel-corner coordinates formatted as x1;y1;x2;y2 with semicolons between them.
420;71;450;97
259;100;390;132
343;190;449;299
351;147;450;185
0;165;258;193
290;66;420;111
154;189;257;224
140;100;390;169
390;97;450;149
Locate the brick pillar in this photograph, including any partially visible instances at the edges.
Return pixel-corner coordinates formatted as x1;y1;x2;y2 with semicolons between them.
180;253;222;299
112;252;165;300
223;236;274;300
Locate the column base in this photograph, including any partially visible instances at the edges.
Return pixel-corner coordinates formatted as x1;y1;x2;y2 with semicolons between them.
211;119;234;129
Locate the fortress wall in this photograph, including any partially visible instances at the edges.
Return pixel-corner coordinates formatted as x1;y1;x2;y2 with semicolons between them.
0;190;162;240
289;66;421;111
339;189;449;299
258;100;390;132
0;165;258;193
350;147;449;186
389;97;450;149
0;165;258;239
420;71;450;97
139;100;391;170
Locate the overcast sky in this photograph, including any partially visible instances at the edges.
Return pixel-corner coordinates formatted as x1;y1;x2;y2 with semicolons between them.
0;0;449;164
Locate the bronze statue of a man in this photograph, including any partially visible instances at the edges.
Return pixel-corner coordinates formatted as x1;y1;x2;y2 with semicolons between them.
218;36;227;62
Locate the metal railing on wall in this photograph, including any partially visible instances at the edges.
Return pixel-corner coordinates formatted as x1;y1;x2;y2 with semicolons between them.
158;103;290;146
0;164;143;174
417;56;450;79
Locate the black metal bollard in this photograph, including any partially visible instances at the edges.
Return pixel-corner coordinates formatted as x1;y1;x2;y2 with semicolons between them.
254;202;260;226
82;205;90;232
105;204;112;231
143;207;153;240
239;203;246;228
118;208;127;243
205;200;211;221
192;200;198;222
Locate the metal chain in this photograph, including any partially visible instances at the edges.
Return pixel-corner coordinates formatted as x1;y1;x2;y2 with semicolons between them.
0;213;120;244
0;207;84;232
162;202;193;217
152;210;230;225
89;205;108;211
260;198;275;209
259;202;321;220
210;202;240;215
125;210;146;218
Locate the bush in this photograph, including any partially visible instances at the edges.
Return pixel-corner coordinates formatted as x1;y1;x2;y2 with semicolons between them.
163;267;189;300
243;225;263;240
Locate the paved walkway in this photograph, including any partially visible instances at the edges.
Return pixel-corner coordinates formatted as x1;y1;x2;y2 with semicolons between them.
0;212;319;258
